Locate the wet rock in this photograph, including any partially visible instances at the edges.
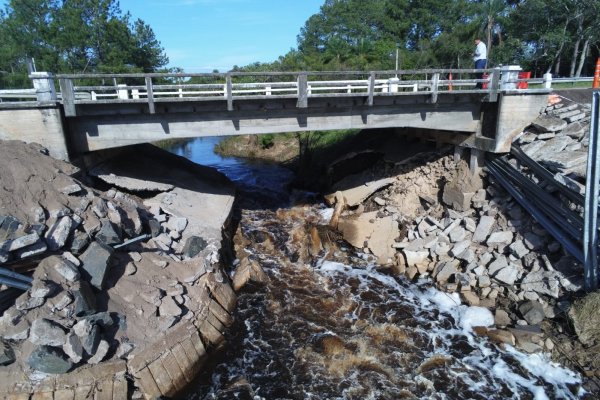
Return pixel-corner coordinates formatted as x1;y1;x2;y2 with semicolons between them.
45;216;74;251
182;235;208;258
486;329;516;346
28;345;73;374
495;309;512;327
0;340;15;366
80;241;114;290
519;300;545;325
30;318;67;346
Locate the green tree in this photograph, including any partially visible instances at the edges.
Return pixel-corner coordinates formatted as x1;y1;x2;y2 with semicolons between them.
0;0;168;87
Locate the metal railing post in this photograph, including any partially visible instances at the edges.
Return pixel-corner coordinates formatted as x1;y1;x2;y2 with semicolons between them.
583;91;600;291
145;76;155;114
58;78;76;116
226;74;233;111
297;73;308;108
31;72;57;102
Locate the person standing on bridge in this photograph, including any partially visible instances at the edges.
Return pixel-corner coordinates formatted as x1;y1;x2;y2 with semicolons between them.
473;38;487;89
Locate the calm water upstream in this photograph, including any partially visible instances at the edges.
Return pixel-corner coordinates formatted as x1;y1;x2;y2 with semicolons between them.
169;137;584;400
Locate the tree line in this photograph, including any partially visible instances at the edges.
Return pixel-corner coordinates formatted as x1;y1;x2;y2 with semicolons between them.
0;0;168;88
234;0;600;79
1;0;599;90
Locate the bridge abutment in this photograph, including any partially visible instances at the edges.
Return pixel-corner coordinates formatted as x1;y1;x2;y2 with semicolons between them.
0;104;70;160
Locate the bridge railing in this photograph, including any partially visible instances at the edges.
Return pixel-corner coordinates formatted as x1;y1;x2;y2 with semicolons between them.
7;67;557;115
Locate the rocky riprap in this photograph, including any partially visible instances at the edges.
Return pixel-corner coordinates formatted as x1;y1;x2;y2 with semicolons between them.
0;141;237;399
324;93;600;392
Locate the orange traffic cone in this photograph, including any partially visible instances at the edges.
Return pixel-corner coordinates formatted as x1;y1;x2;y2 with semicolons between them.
593;58;600;89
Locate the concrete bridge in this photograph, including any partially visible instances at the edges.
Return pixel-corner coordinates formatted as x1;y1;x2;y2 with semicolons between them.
0;67;551;161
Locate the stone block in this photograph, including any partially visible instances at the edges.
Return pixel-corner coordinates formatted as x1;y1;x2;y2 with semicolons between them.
509;240;529;259
434;260;459;283
531;115;567;132
63;333;83;363
82;324;101;356
80;241;114;290
494;265;519;285
182;236;208;259
28;345;73;374
53;258;80;282
473;216;495;243
30;318;67;347
486;231;514;246
0;232;40;252
71;281;97;317
519;300;545;325
0;339;15;366
95;219;121;246
45;216;74;251
88;340;109;364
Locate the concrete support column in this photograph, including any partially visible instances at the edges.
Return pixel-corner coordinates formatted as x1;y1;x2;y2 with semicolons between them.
454;146;465;164
470;148;485;174
30;72;57;102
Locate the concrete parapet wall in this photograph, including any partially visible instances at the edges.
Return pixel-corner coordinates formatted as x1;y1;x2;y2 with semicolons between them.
0;104;69;161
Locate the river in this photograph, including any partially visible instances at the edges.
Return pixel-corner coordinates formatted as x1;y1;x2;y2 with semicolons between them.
168;137;584;400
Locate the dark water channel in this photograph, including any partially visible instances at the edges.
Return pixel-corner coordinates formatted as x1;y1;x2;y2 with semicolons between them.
168;137;584;400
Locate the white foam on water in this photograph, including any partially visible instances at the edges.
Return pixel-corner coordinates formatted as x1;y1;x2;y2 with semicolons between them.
315;258;584;399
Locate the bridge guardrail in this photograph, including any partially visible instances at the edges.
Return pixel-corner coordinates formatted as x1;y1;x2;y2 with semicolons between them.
2;67;569;115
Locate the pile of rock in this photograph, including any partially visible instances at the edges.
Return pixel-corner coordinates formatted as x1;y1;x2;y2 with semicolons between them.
0;141;237;398
517;94;591;189
326;148;584;354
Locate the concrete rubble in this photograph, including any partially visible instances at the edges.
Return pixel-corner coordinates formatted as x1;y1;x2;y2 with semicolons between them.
324;93;595;370
0;142;237;399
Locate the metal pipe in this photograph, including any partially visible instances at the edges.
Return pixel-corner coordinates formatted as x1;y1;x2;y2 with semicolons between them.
487;160;584;262
112;234;151;250
0;276;31;291
0;267;33;283
583;91;600;291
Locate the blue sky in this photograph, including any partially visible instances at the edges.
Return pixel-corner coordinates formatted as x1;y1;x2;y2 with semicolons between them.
123;0;324;72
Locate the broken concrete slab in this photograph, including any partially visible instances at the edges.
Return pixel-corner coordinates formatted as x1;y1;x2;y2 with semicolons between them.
326;176;395;208
45;216;74;251
531;115;568;132
473;216;495;243
30;318;68;347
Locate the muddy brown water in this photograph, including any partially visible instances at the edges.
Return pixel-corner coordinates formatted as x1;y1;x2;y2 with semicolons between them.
170;138;584;400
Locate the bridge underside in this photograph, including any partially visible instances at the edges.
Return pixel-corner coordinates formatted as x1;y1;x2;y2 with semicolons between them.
66;93;491;153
